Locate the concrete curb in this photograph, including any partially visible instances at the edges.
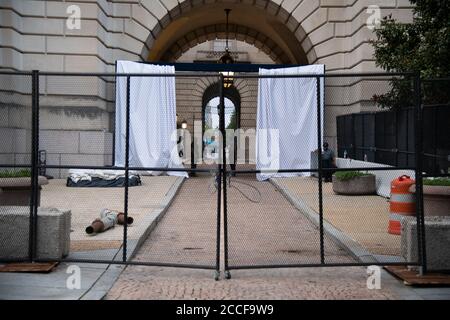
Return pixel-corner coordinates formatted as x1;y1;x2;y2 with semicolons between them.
270;178;379;264
122;176;185;261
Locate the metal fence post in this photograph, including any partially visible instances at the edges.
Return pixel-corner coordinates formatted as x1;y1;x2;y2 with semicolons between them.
395;110;399;167
213;75;223;281
29;70;40;262
316;76;325;265
414;73;427;274
220;74;231;279
123;75;130;262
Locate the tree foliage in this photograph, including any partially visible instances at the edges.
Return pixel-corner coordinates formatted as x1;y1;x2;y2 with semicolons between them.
372;0;450;109
226;109;237;130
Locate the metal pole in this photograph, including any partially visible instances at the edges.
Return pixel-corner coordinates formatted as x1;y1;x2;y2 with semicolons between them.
395;110;399;166
361;115;365;160
214;77;223;281
123;75;130;262
434;106;438;174
191;115;197;175
414;73;427;274
316;76;325;264
112;61;117;166
29;70;40;262
406;108;409;166
220;74;231;279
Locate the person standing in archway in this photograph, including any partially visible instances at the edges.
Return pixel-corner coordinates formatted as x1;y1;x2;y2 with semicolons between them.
321;142;336;182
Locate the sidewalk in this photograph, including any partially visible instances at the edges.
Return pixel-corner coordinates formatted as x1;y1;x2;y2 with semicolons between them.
0;262;124;300
0;175;184;300
1;175;449;300
41;176;183;256
104;175;449;300
105;265;450;300
1;261;449;300
271;176;401;258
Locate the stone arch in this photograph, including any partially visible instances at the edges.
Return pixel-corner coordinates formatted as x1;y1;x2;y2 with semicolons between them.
175;75;257;132
141;0;322;65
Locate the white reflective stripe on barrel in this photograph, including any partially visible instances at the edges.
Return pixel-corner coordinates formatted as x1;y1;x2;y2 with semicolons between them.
389;213;411;222
390;193;415;203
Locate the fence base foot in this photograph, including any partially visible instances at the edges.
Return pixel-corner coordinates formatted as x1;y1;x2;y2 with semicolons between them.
214;271;220;281
224;270;231;280
418;266;426;276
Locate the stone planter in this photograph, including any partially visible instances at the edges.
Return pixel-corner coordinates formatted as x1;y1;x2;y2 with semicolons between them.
410;184;450;216
0;176;48;206
332;174;376;195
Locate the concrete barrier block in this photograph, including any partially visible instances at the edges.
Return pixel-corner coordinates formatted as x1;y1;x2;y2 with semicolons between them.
62;209;71;256
36;208;66;259
0;206;71;260
401;216;450;271
0;206;29;259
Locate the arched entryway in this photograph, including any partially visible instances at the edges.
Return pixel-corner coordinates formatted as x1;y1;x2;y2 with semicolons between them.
202;82;241;164
202;82;241;131
143;1;314;65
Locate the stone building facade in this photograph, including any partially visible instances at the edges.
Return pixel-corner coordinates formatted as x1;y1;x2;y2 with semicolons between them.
0;0;414;176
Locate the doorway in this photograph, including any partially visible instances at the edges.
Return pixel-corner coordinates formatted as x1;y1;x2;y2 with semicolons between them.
202;83;241;166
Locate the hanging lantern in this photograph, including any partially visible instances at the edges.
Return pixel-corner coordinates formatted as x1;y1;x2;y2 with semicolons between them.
218;9;234;89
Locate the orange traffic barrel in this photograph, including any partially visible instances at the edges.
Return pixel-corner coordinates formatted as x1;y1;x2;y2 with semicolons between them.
389;175;416;235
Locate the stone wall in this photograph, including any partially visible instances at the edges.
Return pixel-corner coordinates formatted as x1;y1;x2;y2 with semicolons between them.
0;0;414;73
39;129;113;178
0;0;414;173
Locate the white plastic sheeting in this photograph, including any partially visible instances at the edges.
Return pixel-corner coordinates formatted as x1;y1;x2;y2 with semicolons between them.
115;61;187;177
256;65;325;181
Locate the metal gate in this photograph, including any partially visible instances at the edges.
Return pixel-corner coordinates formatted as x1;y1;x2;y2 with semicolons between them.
220;72;427;278
0;70;429;279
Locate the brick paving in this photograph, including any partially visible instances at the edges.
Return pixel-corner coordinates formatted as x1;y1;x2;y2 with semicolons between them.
106;174;398;299
130;175;218;266
105;266;396;300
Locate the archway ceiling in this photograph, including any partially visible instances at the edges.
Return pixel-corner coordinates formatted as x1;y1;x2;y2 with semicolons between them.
162;23;289;64
147;3;308;65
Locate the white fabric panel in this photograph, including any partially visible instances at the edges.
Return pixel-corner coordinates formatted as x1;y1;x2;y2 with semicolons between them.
115;61;187;177
256;65;325;181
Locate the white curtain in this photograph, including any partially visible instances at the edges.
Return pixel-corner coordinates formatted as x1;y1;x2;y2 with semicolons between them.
256;65;325;181
115;61;187;177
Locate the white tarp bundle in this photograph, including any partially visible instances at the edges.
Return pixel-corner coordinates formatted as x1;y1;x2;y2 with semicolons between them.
115;61;187;177
256;65;325;181
68;169;137;182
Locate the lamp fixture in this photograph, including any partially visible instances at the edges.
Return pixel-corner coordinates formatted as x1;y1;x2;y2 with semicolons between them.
218;8;234;88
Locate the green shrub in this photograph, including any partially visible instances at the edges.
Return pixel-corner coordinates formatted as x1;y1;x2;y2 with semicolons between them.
334;171;373;181
423;177;450;186
0;169;32;178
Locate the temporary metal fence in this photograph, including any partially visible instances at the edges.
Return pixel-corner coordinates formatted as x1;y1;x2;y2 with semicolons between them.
0;70;429;279
336;79;449;177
